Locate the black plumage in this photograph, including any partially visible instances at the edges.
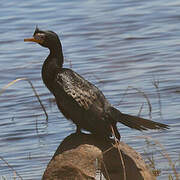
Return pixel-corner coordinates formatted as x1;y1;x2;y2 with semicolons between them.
24;27;169;140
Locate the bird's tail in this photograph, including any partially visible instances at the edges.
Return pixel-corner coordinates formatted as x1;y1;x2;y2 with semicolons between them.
110;107;169;131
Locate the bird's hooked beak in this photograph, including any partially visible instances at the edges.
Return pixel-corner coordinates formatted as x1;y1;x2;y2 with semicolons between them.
24;37;43;44
24;32;45;44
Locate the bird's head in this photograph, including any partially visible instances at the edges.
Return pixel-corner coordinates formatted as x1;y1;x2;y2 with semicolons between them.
24;27;61;49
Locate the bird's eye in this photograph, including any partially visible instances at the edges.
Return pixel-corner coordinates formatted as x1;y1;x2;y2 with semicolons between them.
34;33;45;41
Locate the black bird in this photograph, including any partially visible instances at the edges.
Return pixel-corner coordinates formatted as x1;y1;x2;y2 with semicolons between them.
24;27;169;140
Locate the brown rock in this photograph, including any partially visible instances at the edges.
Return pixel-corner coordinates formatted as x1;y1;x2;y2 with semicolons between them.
42;133;156;180
42;144;102;180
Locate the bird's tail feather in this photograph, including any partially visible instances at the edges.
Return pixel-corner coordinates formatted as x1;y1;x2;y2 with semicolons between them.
110;107;169;131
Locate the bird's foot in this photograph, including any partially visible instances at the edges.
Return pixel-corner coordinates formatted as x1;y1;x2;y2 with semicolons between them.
75;126;82;135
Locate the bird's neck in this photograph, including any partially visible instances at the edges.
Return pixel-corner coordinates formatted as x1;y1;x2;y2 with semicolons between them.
42;45;64;92
48;44;64;67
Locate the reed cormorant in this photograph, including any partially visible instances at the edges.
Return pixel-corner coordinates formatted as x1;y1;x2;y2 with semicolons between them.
24;27;169;140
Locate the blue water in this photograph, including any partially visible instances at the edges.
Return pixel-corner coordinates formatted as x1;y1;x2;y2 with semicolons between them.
0;0;180;179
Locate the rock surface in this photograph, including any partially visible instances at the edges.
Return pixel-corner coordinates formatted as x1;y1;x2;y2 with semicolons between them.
42;133;156;180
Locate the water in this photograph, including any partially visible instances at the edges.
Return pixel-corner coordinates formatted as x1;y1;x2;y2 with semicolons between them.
0;0;180;179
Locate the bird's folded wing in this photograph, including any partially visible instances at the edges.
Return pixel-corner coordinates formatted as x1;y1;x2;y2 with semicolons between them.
55;69;101;110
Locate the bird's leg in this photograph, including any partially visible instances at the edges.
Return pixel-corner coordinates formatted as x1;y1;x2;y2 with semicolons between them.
111;124;121;142
116;133;121;142
76;125;81;134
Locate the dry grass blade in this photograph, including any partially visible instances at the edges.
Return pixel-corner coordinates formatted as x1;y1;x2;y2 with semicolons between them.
0;78;48;121
138;102;144;117
101;160;111;180
0;156;23;180
138;135;179;180
101;145;117;180
129;86;152;119
111;126;126;180
152;77;162;118
118;86;152;119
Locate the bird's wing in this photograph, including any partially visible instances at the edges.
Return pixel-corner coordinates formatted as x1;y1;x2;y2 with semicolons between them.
54;69;105;111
